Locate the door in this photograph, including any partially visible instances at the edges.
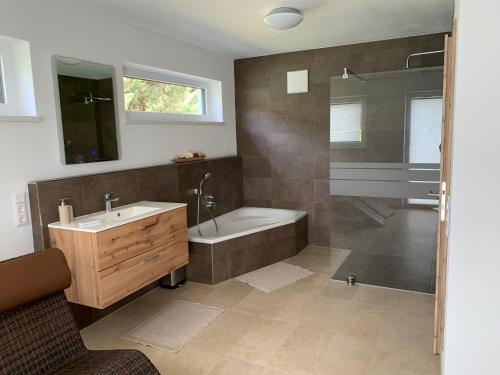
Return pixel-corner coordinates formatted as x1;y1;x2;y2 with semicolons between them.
433;23;456;355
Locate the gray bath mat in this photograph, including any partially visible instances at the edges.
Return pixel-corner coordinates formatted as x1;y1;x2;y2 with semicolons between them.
123;300;223;352
236;262;314;293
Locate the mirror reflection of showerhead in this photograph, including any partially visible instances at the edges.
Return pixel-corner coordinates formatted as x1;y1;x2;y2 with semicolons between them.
72;91;112;105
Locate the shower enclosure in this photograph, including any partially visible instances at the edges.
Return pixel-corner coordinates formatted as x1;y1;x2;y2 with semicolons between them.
329;66;443;293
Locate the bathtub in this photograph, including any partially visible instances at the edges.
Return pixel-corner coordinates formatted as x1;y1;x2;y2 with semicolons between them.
186;207;308;284
188;207;307;244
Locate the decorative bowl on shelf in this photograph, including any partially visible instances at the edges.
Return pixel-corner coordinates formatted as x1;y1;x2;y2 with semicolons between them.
172;152;206;163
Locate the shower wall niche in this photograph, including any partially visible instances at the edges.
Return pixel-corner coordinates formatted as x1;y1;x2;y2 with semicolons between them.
329;67;443;293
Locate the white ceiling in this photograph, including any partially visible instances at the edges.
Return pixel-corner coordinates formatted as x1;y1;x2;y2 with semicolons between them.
89;0;454;58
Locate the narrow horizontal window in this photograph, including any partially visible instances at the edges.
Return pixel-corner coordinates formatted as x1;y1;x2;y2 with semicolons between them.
123;76;206;116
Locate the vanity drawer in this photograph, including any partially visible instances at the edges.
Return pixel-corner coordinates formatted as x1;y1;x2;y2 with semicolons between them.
95;207;187;269
99;235;188;308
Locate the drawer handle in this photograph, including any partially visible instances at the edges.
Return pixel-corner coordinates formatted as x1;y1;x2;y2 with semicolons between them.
140;221;158;230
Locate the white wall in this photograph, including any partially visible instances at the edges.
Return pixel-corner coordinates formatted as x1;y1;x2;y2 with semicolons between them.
443;0;500;373
0;0;236;260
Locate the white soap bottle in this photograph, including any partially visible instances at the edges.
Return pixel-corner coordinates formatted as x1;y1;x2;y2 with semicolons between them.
58;198;73;224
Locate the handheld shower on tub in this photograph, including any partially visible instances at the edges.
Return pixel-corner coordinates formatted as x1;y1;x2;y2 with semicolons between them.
189;172;219;236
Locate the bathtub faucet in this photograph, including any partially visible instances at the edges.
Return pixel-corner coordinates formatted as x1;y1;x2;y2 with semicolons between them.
204;194;216;209
190;173;219;236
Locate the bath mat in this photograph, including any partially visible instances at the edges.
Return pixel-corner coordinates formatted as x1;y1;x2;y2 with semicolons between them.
122;300;223;352
236;262;314;293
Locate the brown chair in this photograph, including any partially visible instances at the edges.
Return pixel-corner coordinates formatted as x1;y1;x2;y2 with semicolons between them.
0;248;160;375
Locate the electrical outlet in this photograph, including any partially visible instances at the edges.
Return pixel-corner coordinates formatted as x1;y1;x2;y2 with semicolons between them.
12;192;29;226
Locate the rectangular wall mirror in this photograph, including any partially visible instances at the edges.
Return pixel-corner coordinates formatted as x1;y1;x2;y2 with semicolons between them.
53;56;119;164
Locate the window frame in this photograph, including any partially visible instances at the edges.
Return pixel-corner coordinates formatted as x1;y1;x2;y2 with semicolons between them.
123;75;207;117
405;90;443;206
0;55;5;104
404;90;443;165
0;35;40;121
0;43;19;116
123;63;223;125
330;95;367;149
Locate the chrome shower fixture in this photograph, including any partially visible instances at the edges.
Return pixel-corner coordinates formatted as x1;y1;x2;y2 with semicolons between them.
342;67;366;83
404;50;445;69
190;172;218;236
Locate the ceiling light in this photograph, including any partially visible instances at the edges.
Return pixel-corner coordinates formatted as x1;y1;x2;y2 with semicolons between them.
264;7;303;30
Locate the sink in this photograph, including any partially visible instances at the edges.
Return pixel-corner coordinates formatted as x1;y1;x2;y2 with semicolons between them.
92;205;161;223
48;201;187;233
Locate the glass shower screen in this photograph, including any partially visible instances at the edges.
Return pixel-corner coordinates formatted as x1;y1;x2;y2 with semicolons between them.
328;66;443;293
330;67;443;200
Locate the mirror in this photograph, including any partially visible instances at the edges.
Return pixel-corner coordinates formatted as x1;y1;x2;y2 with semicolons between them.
53;56;119;164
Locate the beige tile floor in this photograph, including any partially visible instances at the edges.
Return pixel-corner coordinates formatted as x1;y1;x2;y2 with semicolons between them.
81;246;440;375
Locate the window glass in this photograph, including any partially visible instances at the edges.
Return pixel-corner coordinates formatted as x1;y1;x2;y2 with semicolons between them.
0;57;5;104
123;76;205;115
408;96;443;205
330;102;363;143
408;97;443;164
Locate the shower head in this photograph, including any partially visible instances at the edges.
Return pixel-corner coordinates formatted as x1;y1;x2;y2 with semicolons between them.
199;172;211;195
342;67;366;83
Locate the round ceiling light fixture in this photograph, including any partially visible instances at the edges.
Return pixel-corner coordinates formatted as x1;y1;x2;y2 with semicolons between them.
264;7;303;30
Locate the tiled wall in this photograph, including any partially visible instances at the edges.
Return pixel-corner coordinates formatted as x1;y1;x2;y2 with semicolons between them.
29;156;243;250
235;34;445;246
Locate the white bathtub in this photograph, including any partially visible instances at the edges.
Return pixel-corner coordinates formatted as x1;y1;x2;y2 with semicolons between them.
188;207;307;244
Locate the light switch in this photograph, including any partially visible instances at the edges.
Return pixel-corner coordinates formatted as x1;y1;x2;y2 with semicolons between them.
12;192;29;227
287;69;308;94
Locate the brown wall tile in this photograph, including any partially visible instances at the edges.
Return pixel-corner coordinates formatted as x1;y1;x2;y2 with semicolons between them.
243;177;272;200
82;171;138;214
242;157;271;178
29;156;242;250
235;33;445;246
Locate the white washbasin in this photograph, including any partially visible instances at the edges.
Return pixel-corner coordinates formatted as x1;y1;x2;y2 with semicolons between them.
48;201;187;233
92;205;161;222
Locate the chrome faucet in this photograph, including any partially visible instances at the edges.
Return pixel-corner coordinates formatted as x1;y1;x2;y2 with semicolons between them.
189;173;218;236
104;192;120;213
204;193;216;209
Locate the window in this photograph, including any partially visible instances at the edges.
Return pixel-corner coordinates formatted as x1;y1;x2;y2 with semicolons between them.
123;77;205;115
408;96;443;164
123;63;223;124
330;99;364;146
407;93;443;205
0;57;5;104
0;35;38;119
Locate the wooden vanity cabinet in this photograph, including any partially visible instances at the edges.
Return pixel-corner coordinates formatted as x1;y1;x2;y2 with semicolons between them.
49;207;188;309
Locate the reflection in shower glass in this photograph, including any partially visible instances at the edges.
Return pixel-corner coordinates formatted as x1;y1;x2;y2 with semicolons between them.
329;67;443;294
330;101;363;144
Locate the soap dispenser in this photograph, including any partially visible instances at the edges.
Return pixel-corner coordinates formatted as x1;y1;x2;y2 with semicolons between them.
58;198;74;224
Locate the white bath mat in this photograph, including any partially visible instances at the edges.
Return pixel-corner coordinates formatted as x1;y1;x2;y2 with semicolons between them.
236;262;314;293
122;300;223;352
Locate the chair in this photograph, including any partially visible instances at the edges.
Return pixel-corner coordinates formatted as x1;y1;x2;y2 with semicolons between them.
0;248;160;375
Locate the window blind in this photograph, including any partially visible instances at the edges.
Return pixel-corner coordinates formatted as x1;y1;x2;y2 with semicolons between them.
330;102;363;143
